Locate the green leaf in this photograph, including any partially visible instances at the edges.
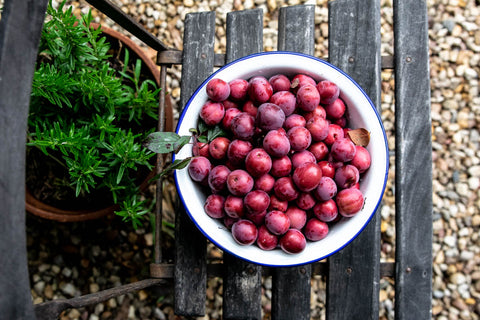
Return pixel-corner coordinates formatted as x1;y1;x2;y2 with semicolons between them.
118;70;134;83
123;48;130;73
174;135;192;153
75;181;82;197
170;157;192;170
141;79;158;88
197;119;208;134
207;125;228;142
134;58;142;84
144;132;191;154
149;131;180;142
115;195;148;229
156;157;192;178
117;164;125;184
197;136;208;143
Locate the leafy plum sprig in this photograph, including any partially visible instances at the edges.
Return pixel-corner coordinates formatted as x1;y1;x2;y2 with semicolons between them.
144;119;227;177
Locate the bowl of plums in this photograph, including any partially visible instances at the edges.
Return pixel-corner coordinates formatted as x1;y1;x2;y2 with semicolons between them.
173;51;388;266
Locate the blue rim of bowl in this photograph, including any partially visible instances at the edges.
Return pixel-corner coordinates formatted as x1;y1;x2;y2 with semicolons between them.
173;51;389;267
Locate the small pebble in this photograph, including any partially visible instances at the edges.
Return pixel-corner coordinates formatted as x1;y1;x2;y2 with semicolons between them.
94;303;104;315
450;273;467;285
51;265;61;274
89;314;99;320
68;309;81;319
61;283;77;297
107;298;117;308
62;267;72;278
90;283;100;293
34;281;45;295
44;285;54;299
153;307;166;320
444;235;457;247
128;305;136;319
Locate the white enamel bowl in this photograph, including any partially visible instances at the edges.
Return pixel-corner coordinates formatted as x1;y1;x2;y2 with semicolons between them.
174;52;389;267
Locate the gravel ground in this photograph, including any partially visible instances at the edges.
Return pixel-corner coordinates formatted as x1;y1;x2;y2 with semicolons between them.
26;0;480;319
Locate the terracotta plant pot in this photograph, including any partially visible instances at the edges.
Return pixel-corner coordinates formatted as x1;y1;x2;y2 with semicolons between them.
26;24;173;222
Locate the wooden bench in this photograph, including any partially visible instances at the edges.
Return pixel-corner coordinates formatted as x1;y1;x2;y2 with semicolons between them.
0;0;432;319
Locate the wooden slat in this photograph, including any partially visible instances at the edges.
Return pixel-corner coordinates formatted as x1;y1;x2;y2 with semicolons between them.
158;51;398;70
34;279;168;320
225;9;263;62
0;0;49;319
271;5;315;320
223;254;262;320
158;51;395;70
393;1;433;319
271;266;312;319
222;9;263;320
326;1;382;319
277;5;315;54
174;11;216;317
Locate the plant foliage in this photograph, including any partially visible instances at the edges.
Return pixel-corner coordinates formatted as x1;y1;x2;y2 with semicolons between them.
143;118;229;178
27;0;161;227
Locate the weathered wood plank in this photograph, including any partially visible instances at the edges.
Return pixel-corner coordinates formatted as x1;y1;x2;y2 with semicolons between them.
271;266;311;320
326;1;382;319
271;5;315;320
157;50;395;70
223;253;262;320
179;12;216;109
0;0;48;319
226;9;263;63
174;11;216;317
223;9;263;320
393;1;433;319
34;279;168;320
278;5;315;54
